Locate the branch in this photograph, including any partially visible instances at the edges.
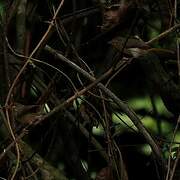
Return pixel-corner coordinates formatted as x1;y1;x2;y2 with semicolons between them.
20;141;68;180
146;23;180;45
44;45;165;167
65;110;109;162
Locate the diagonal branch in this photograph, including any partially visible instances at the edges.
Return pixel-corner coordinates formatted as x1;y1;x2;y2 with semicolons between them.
44;45;165;167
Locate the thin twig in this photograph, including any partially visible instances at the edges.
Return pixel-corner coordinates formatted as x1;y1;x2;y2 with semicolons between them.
165;115;180;180
45;45;165;167
176;36;180;79
65;111;109;162
6;38;77;93
0;130;26;162
146;23;180;45
173;0;180;81
79;97;104;123
61;7;99;24
36;73;58;105
169;145;180;180
36;68;113;125
56;15;93;74
24;164;39;180
1;21;11;96
4;1;64;179
105;58;133;87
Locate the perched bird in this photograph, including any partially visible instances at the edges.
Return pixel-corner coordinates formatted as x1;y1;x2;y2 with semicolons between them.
109;36;149;57
13;103;43;125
